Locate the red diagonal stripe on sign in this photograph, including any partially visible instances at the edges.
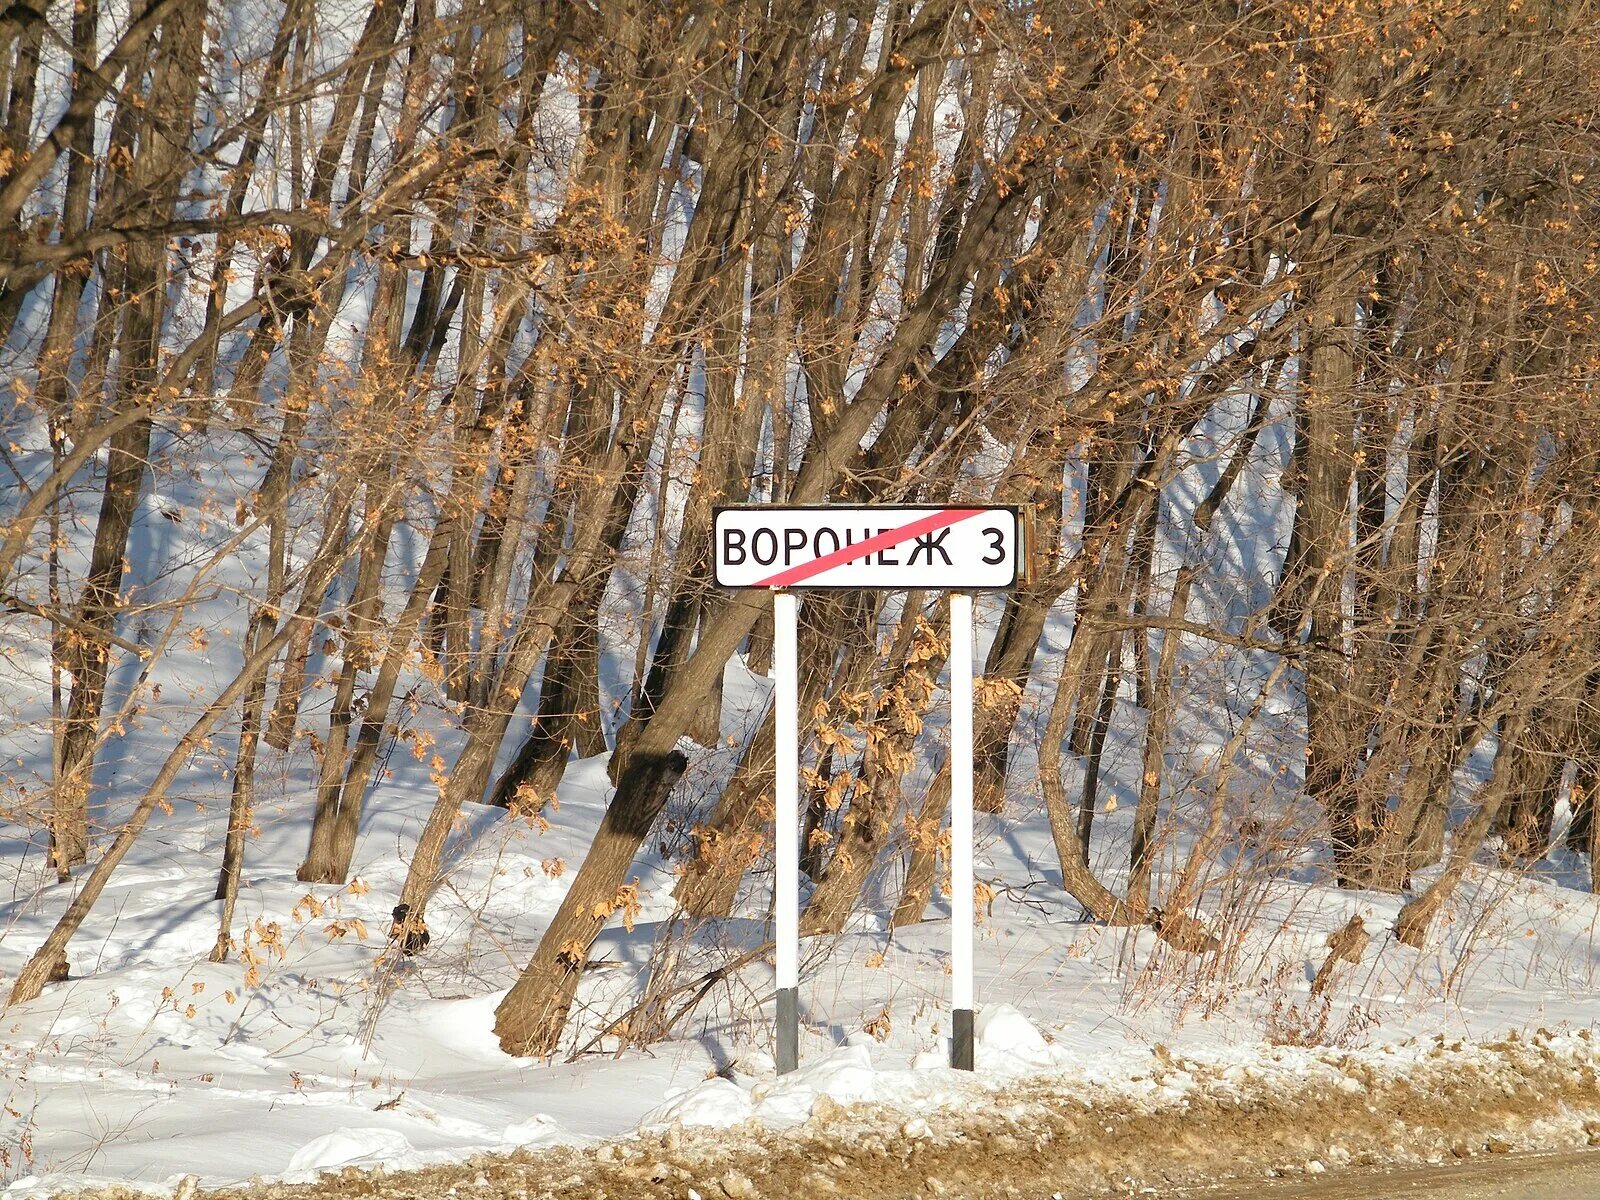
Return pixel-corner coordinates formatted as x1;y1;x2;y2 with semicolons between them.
754;508;991;588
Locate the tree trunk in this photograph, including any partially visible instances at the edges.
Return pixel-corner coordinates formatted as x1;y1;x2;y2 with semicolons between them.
889;766;950;928
1301;288;1368;884
299;501;397;881
212;618;273;962
488;629;591;812
50;1;206;874
492;749;687;1054
1076;647;1121;868
1395;716;1527;948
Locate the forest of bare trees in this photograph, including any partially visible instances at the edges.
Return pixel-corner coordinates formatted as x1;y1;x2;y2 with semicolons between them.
2;0;1600;1060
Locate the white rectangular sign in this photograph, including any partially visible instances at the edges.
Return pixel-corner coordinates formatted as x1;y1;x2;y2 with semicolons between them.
712;505;1022;590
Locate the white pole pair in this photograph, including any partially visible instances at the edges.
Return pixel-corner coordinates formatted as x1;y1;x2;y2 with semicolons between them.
771;590;976;1074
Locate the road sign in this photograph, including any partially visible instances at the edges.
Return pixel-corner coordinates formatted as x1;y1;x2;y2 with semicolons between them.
715;504;1025;1078
712;505;1022;590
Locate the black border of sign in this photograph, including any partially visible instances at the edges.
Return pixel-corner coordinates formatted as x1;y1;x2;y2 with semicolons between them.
709;503;1026;591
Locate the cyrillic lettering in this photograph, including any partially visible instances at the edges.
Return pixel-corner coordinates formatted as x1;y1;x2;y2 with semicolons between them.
907;526;953;567
875;527;899;566
784;528;808;564
752;528;778;565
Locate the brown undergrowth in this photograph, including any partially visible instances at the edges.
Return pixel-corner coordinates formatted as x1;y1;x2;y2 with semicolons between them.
58;1032;1600;1200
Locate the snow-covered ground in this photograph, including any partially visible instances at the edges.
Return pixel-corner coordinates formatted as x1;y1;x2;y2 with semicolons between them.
3;435;1600;1196
3;718;1599;1195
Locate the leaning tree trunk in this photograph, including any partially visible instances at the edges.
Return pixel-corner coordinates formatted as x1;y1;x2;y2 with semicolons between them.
490;748;688;1053
673;714;777;919
889;765;950;928
1395;714;1528;948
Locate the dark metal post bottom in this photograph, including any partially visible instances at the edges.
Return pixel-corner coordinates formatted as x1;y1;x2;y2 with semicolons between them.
777;986;799;1074
952;1007;974;1070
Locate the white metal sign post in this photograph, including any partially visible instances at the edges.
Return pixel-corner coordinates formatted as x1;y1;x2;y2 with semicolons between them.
948;589;975;1070
714;505;1023;1074
773;589;800;1075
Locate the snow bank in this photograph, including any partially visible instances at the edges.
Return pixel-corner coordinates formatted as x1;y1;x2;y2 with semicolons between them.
640;1079;755;1129
285;1130;415;1177
975;1003;1072;1071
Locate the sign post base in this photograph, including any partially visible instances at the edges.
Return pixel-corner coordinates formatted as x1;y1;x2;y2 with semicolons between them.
776;986;799;1075
951;1007;974;1071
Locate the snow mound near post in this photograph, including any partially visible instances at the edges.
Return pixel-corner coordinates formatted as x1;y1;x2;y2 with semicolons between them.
500;1114;566;1149
976;1004;1071;1071
285;1129;415;1178
751;1044;880;1124
639;1078;755;1129
641;1045;886;1130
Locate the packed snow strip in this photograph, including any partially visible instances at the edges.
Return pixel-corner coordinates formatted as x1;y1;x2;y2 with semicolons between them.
14;1027;1600;1200
640;1007;1070;1131
640;1018;1600;1136
8;996;1600;1199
